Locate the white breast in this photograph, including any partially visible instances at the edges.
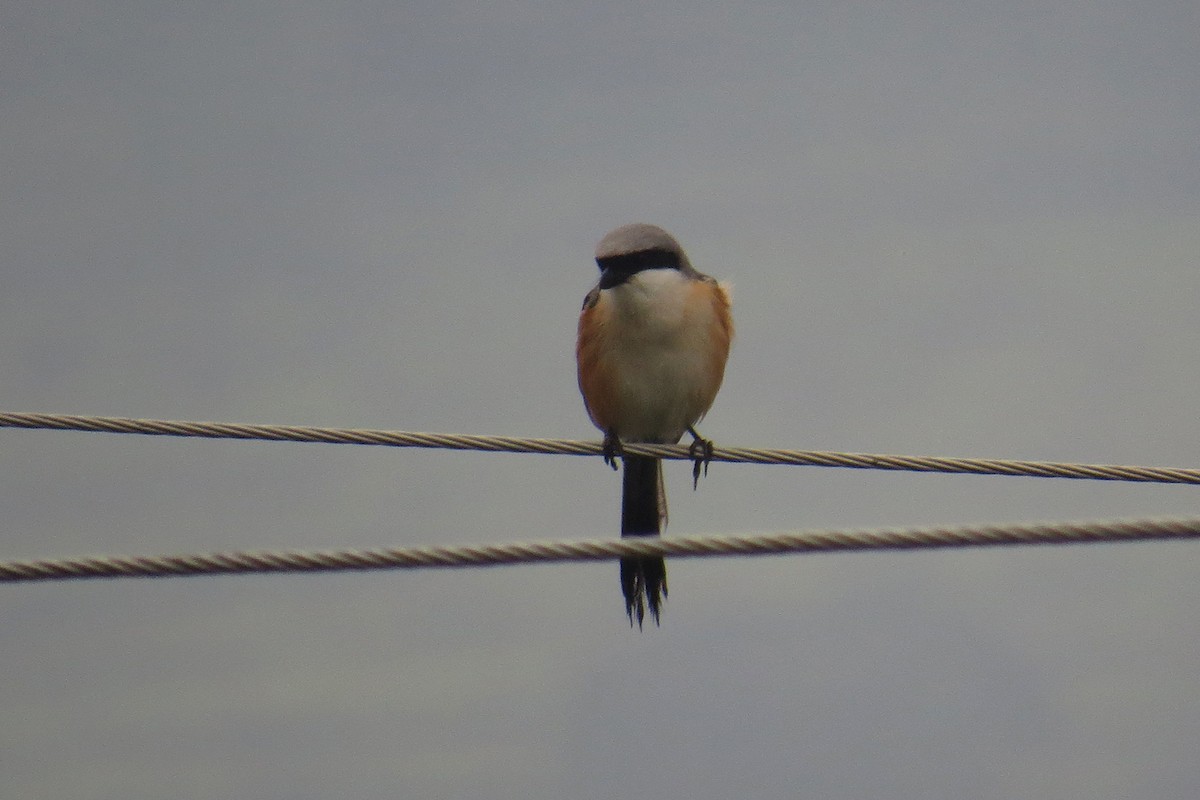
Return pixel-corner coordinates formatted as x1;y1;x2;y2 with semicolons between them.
604;269;722;443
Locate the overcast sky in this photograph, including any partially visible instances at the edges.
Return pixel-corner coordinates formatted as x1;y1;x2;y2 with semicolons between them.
3;2;1199;798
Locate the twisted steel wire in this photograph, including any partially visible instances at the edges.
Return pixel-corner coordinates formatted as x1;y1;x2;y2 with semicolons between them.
2;517;1199;583
3;410;1200;485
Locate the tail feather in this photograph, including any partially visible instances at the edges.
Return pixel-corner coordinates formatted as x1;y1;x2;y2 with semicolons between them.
621;454;667;627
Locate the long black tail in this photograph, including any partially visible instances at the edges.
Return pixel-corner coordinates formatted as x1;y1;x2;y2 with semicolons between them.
621;454;667;627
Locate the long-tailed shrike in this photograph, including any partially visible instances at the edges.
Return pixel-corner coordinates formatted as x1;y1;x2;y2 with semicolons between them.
576;223;733;626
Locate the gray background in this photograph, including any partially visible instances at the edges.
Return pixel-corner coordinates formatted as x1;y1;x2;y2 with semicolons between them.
3;2;1198;798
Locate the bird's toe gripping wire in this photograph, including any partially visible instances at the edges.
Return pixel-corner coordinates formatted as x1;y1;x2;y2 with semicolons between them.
601;430;624;471
687;426;714;490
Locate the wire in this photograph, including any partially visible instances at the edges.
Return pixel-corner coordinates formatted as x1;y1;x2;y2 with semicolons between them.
2;516;1198;583
3;410;1200;485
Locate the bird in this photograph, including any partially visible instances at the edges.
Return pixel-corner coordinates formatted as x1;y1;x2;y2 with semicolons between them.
576;223;733;626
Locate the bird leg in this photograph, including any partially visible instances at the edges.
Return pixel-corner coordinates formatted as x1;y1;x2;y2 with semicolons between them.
686;426;714;489
601;429;624;471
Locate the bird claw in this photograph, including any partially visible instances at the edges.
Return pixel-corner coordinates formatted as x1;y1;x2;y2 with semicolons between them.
687;429;714;490
602;431;623;471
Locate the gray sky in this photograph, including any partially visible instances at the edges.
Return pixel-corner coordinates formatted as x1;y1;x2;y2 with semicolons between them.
3;1;1199;798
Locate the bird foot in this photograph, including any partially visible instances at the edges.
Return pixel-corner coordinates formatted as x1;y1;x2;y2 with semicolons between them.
687;427;714;490
601;431;623;471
